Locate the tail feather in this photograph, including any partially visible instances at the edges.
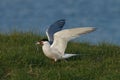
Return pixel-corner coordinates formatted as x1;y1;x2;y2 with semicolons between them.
62;53;78;59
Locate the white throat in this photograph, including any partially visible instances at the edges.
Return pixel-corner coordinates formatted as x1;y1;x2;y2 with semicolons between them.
42;41;51;54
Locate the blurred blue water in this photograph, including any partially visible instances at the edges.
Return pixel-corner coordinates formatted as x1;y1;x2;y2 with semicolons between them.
0;0;120;44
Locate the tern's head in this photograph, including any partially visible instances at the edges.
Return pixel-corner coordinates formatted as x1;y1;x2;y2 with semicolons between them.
36;39;48;45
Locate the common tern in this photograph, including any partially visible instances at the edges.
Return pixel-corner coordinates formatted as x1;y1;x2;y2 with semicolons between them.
36;19;96;62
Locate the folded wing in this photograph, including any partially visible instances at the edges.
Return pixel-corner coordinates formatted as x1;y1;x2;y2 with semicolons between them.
51;27;96;55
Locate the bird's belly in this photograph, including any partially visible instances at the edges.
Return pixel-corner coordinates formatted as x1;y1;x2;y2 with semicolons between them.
43;50;60;60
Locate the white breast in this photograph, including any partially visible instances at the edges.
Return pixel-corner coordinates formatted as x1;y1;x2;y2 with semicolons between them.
42;42;61;60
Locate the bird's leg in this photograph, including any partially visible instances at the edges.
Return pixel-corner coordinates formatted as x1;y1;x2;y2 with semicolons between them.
50;60;54;64
54;59;57;62
51;59;57;63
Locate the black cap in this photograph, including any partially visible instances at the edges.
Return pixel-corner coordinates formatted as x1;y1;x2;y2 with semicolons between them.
41;38;48;41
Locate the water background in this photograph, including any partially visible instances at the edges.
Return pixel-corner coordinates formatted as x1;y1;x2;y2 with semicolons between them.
0;0;120;45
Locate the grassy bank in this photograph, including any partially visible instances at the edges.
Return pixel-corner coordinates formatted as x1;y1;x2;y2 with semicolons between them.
0;32;120;80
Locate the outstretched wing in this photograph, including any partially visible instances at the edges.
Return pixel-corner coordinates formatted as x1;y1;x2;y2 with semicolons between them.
46;19;65;43
51;27;96;55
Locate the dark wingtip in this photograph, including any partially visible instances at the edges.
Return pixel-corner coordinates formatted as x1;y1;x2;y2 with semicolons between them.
57;19;65;23
53;19;65;28
92;27;97;31
59;19;65;21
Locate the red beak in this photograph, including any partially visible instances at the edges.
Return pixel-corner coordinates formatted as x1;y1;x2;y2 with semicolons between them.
36;41;43;45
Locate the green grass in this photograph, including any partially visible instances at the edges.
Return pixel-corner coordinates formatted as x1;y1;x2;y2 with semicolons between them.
0;32;120;80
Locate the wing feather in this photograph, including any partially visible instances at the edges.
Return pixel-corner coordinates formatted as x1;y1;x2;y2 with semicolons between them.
51;27;96;55
46;19;65;42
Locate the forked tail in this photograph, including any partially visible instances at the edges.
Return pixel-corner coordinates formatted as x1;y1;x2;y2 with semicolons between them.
62;53;79;59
